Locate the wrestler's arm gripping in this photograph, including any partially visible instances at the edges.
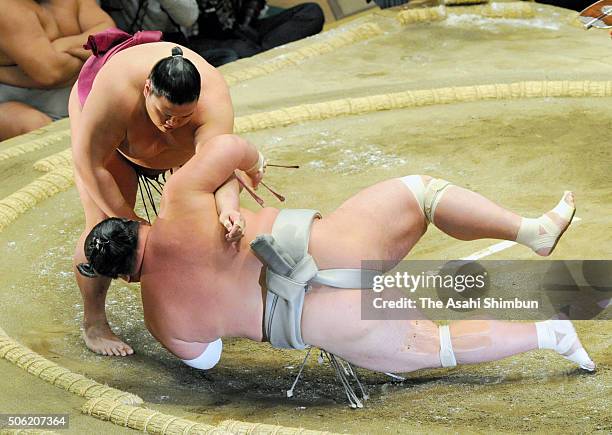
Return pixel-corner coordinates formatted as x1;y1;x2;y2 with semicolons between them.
72;84;139;219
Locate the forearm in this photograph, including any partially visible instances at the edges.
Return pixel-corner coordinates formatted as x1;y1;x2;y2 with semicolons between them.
0;65;40;87
65;46;93;62
0;61;81;88
52;21;111;62
77;164;136;218
215;176;241;216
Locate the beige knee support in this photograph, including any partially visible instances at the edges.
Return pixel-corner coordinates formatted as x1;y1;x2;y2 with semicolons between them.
400;176;452;224
439;325;457;368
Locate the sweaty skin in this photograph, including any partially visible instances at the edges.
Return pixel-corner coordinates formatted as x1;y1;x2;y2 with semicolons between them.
69;41;234;357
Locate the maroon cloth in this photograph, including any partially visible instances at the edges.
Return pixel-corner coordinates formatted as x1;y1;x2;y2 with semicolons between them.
77;28;162;107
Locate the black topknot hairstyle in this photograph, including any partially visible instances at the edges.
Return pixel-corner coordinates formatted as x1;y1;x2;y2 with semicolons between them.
77;218;139;279
148;46;201;105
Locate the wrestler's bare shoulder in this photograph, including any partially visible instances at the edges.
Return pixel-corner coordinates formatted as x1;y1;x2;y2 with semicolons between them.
103;42;221;82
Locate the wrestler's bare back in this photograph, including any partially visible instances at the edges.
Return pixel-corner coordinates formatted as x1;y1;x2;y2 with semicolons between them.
69;42;230;169
140;177;429;358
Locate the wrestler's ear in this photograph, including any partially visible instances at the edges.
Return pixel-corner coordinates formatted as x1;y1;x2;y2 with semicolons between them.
76;263;98;278
144;79;152;98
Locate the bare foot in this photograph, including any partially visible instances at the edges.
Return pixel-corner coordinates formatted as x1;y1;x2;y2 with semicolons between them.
83;320;134;356
536;191;576;256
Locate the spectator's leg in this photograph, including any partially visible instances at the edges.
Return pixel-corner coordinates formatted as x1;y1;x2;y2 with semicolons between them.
187;36;254;64
255;3;324;51
0;102;52;140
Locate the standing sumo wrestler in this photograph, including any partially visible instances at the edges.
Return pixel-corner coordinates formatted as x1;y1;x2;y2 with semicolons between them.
70;35;259;357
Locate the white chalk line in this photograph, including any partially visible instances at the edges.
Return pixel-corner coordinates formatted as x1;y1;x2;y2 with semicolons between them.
460;217;582;261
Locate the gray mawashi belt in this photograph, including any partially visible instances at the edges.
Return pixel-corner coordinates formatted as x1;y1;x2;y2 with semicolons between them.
250;209;380;292
250;209;378;408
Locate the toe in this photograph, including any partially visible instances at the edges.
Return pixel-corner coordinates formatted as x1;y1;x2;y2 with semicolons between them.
581;361;596;371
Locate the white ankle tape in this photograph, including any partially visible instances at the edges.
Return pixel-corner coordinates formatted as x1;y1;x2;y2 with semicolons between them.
515;192;574;254
181;338;222;370
535;320;596;371
535;320;555;350
439;325;457;368
400;176;452;223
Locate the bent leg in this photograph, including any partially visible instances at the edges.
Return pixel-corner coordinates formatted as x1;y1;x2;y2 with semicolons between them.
311;179;429;270
0;102;51;140
401;175;575;256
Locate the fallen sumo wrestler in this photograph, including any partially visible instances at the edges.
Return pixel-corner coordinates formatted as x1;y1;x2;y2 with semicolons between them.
77;134;596;407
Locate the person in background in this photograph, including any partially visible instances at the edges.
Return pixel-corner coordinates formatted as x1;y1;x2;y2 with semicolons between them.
101;0;199;35
190;0;324;60
0;0;114;139
101;0;238;66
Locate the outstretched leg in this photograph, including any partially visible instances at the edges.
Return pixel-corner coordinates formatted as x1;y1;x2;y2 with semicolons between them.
439;319;595;371
305;292;595;373
401;175;575;256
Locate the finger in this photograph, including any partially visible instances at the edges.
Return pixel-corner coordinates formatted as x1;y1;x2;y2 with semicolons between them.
228;224;241;239
230;230;245;242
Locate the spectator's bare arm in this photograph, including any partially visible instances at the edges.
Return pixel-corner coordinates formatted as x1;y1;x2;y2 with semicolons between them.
0;3;83;88
51;0;115;61
0;65;75;88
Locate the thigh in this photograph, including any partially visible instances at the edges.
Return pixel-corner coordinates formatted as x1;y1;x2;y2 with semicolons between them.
310;178;427;269
0;102;51;140
0;83;70;120
302;285;440;373
36;86;71;120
